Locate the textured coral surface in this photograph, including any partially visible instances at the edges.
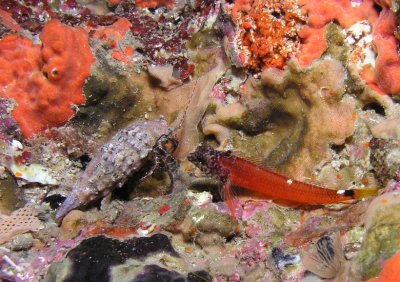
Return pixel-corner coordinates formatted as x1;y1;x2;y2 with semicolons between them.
0;20;94;138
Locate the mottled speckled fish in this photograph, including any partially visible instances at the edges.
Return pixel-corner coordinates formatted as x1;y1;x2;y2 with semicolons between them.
56;118;169;219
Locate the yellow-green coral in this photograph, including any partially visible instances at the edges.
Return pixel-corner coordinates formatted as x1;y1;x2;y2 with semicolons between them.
358;192;400;279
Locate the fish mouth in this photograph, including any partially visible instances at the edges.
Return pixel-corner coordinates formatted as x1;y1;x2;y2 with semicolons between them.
187;152;199;164
187;144;207;164
56;193;81;221
188;143;216;170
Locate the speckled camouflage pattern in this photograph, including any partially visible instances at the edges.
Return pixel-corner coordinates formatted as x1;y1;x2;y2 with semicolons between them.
56;119;169;219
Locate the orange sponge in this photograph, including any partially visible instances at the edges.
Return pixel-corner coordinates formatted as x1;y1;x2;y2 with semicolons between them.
94;18;133;64
368;252;400;282
372;8;400;95
297;26;327;67
0;20;95;138
297;0;378;67
300;0;377;28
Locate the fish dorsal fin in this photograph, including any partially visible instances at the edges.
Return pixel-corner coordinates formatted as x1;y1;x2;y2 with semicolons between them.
229;151;264;167
301;234;343;279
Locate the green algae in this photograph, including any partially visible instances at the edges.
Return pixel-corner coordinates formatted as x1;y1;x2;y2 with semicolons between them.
43;259;73;282
325;23;350;64
358;202;400;279
249;205;300;244
358;222;400;279
347;226;365;245
188;26;220;50
179;205;241;246
188;207;239;237
74;67;146;136
0;172;19;214
269;206;298;230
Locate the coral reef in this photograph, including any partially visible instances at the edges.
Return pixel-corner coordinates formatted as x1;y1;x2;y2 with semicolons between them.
180;207;240;247
45;233;185;282
1;1;400;282
93;18;133;64
0;98;19;138
368;251;400;282
204;57;355;179
369;138;400;186
0;173;19;214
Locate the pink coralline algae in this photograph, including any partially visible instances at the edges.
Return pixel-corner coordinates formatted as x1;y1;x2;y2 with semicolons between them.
0;0;217;80
0;0;117;35
236;238;268;272
116;1;216;80
135;0;176;9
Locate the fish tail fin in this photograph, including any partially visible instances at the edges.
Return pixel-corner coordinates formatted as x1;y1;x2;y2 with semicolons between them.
352;188;379;200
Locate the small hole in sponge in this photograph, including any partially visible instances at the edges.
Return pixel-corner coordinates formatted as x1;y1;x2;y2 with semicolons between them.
373;2;383;13
51;68;59;77
362;102;385;115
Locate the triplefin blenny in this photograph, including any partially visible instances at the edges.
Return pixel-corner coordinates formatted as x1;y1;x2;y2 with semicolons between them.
188;144;378;211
